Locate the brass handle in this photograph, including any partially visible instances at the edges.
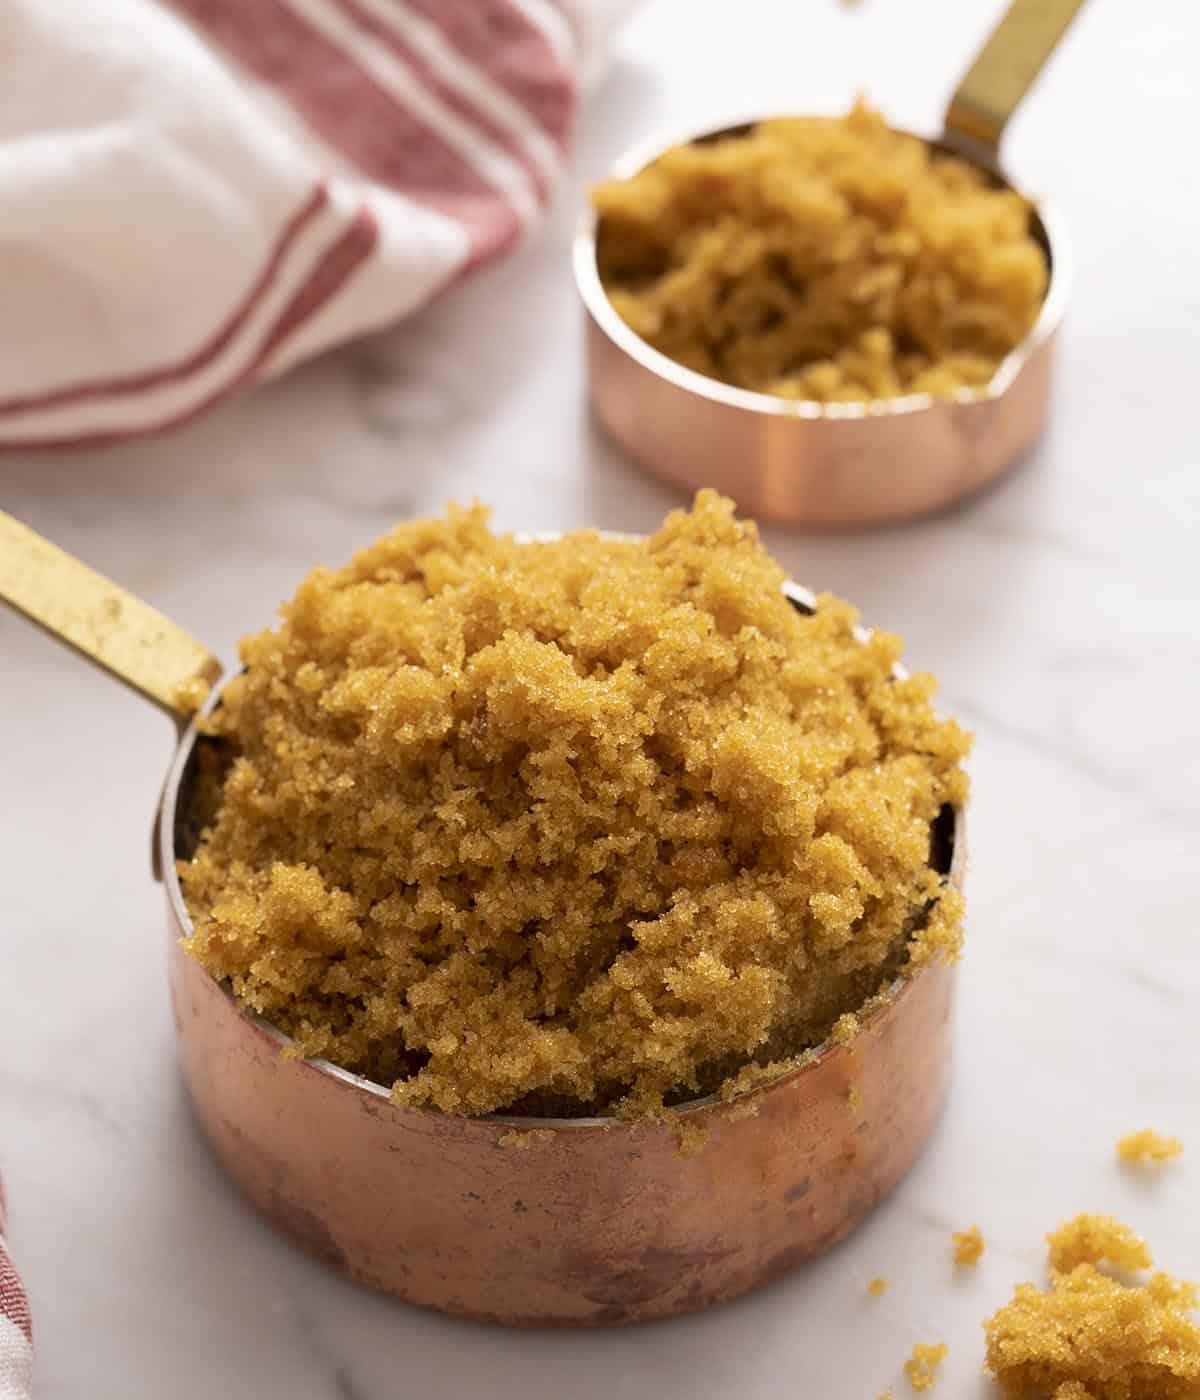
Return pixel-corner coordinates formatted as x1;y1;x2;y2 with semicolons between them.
0;510;221;721
944;0;1087;158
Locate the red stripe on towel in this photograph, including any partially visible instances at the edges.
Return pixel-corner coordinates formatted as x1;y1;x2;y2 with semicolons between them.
0;185;328;418
329;0;553;204
0;204;379;452
402;0;575;151
256;201;380;359
170;0;521;260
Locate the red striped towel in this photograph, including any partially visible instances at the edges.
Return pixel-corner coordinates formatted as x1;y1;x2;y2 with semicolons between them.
0;0;629;450
0;1183;33;1400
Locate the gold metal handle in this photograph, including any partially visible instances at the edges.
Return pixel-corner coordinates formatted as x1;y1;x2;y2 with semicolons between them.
945;0;1087;158
0;510;221;721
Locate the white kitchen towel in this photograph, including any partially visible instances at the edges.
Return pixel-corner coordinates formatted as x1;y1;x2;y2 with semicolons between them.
0;0;629;450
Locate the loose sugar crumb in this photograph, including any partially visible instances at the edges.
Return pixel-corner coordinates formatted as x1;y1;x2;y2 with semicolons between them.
952;1225;985;1267
181;491;968;1119
174;674;211;715
867;1276;889;1297
719;1049;820;1102
594;102;1046;404
984;1213;1200;1399
723;1097;760;1123
497;1129;555;1151
674;1119;709;1158
1046;1214;1152;1276
903;1342;947;1392
1118;1129;1184;1165
848;1085;864;1113
832;1013;861;1046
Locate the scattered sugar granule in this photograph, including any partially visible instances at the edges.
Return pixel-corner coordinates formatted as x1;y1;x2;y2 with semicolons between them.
497;1129;555;1151
903;1342;948;1392
1047;1214;1152;1276
832;1012;861;1046
952;1225;985;1267
1118;1129;1184;1165
723;1097;760;1123
674;1119;709;1158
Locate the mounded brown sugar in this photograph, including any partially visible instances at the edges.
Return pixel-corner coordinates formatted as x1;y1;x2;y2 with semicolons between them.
984;1214;1200;1399
180;491;968;1118
593;101;1047;404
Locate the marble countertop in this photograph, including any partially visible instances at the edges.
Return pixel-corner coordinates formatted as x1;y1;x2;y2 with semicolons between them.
3;1;1198;1396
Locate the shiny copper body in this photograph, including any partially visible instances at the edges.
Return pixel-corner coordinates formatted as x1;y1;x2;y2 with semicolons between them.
575;126;1068;528
159;660;966;1327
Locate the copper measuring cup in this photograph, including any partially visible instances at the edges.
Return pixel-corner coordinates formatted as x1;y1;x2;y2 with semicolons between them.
576;0;1086;527
1;510;965;1325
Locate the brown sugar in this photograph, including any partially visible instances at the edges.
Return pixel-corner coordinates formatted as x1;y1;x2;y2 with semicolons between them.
832;1011;862;1045
673;1119;709;1158
952;1224;985;1267
180;491;969;1118
903;1342;948;1392
1046;1214;1153;1276
984;1213;1200;1399
593;101;1046;404
497;1129;554;1151
1118;1129;1184;1165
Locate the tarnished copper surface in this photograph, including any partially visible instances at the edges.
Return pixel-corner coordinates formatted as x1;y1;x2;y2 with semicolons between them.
576;139;1065;529
167;930;955;1325
160;674;966;1327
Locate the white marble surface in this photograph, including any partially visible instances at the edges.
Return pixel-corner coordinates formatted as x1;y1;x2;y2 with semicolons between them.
3;1;1199;1395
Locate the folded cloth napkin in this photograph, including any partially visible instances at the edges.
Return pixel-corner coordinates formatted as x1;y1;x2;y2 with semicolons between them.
0;1183;32;1400
0;0;627;450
